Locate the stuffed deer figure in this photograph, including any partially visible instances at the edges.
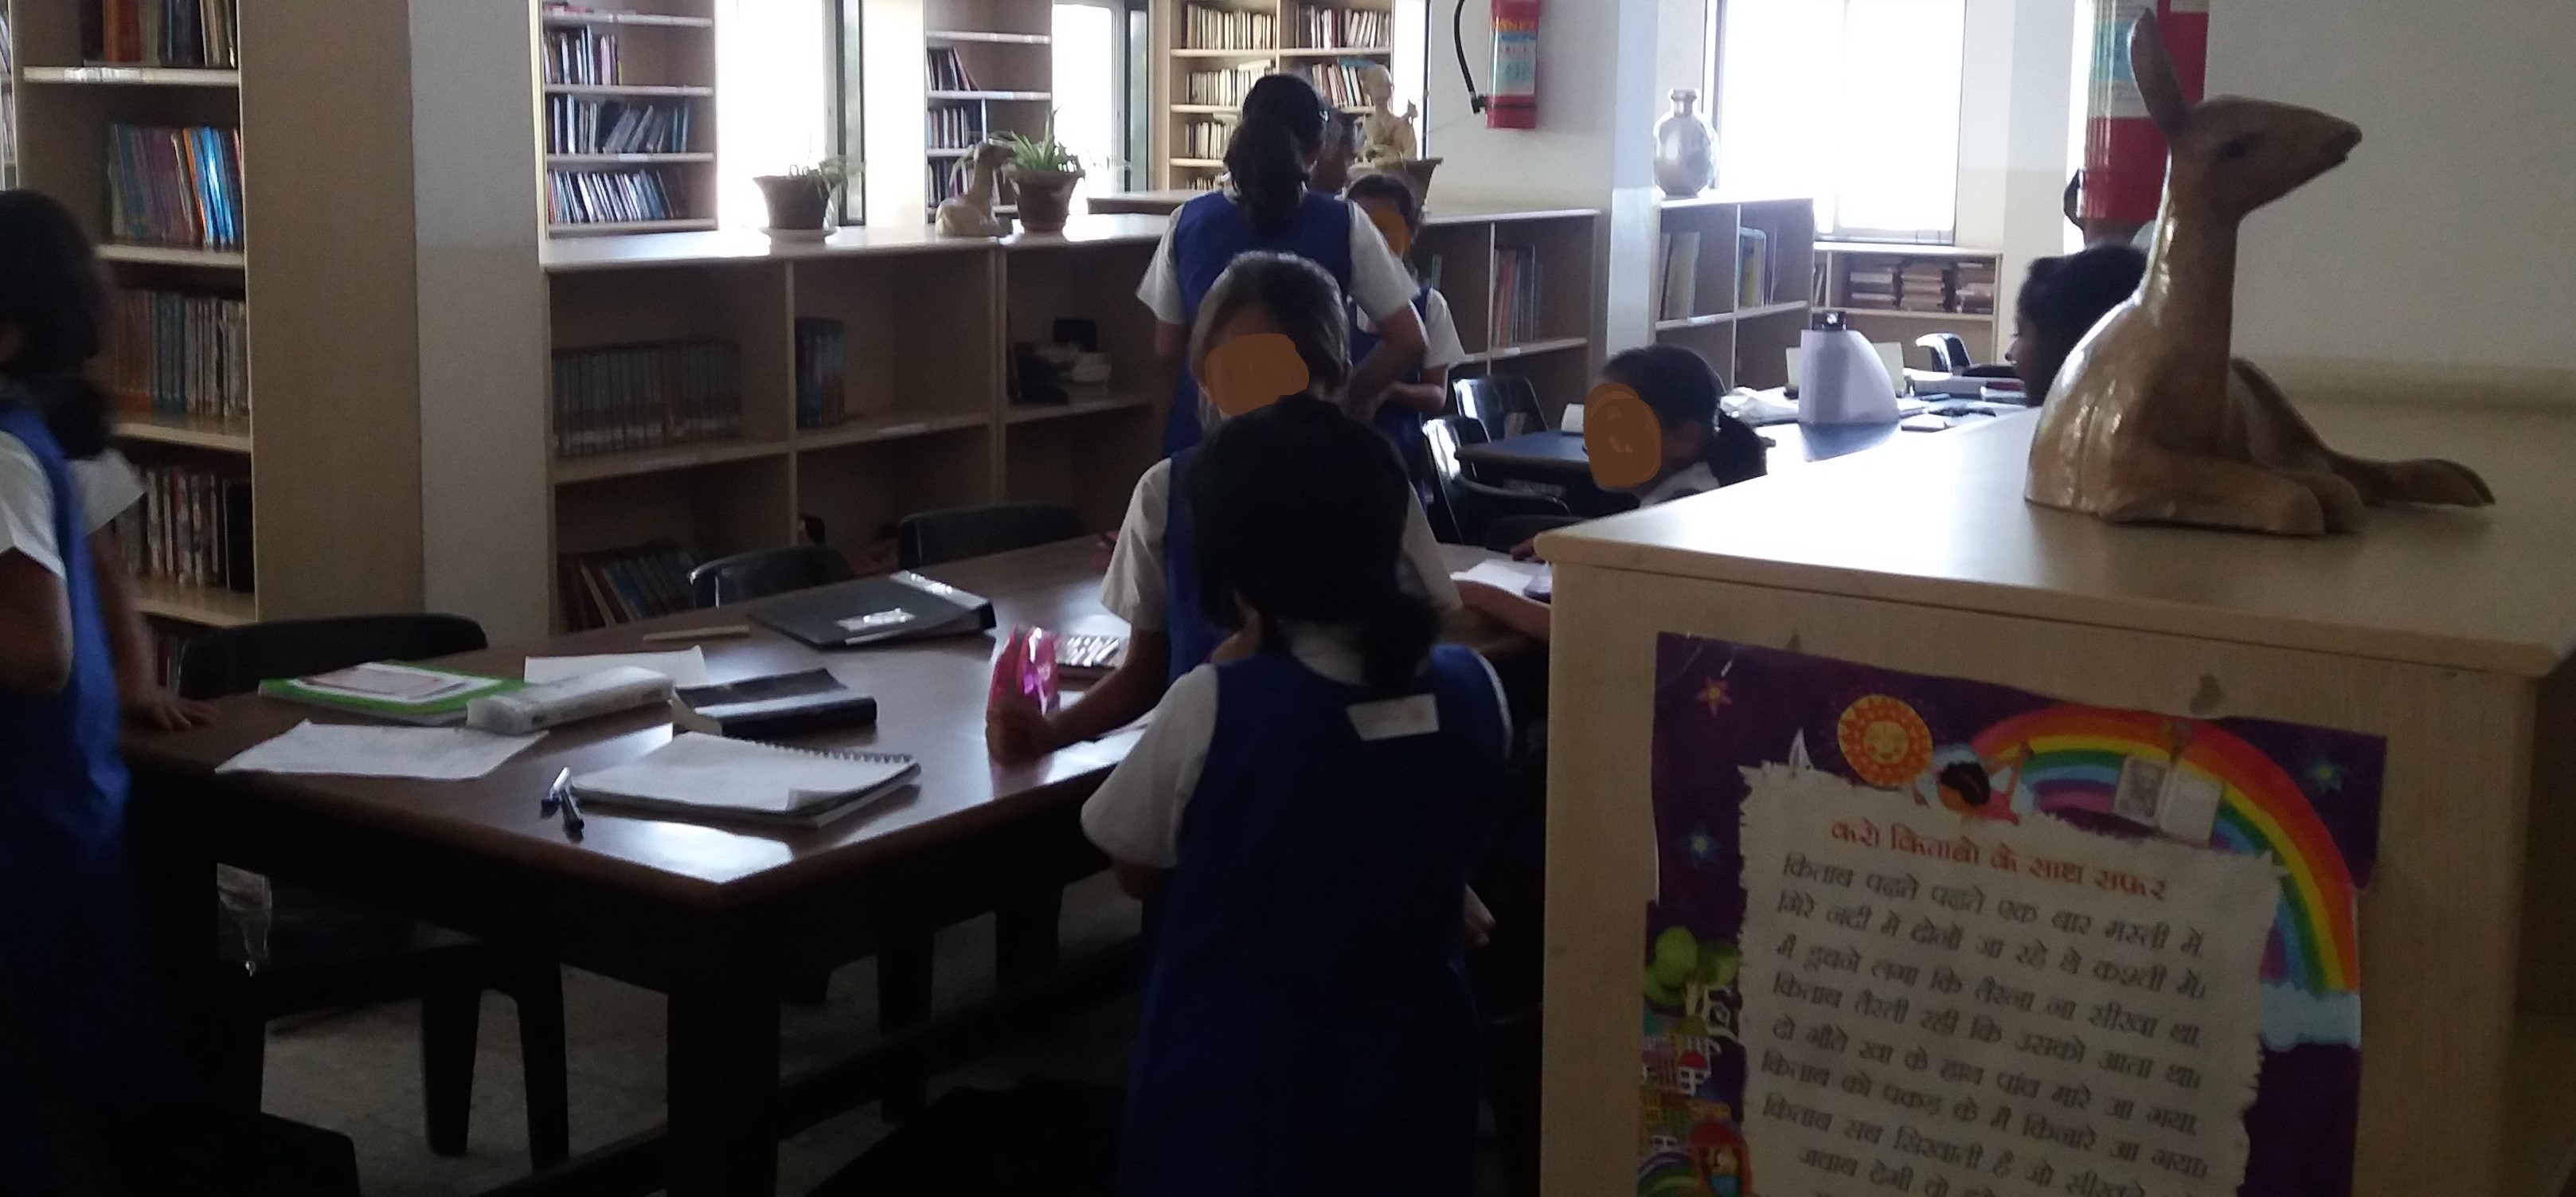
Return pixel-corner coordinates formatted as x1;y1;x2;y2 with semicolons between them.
2026;10;2492;535
936;141;1014;237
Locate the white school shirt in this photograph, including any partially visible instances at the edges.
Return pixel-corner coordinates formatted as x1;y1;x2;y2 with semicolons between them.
1637;462;1722;507
1100;456;1463;635
1136;195;1424;327
0;436;144;578
1080;624;1512;869
1358;286;1467;372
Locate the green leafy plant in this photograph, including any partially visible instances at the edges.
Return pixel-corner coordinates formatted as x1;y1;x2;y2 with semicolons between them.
998;114;1081;175
774;156;856;190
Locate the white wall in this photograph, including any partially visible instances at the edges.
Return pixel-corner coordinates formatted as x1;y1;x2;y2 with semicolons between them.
2209;0;2576;374
1956;0;2082;347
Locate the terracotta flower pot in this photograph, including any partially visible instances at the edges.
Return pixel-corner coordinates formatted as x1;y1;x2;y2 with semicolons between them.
1007;167;1084;234
754;174;833;240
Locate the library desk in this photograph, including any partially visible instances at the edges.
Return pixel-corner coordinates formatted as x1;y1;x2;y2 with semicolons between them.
1455;420;1924;486
1534;398;2576;1197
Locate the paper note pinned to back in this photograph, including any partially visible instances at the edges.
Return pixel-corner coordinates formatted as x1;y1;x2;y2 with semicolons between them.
523;647;709;687
217;722;544;780
1452;557;1552;599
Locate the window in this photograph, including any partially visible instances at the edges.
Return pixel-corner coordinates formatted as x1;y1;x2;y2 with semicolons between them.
1053;2;1123;205
715;0;835;227
1715;0;1968;243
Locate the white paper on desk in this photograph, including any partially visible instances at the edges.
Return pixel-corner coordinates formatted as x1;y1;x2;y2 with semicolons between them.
1452;557;1550;596
522;647;709;687
216;721;544;780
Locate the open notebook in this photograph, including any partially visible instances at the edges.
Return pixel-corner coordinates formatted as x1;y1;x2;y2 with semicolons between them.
569;733;918;830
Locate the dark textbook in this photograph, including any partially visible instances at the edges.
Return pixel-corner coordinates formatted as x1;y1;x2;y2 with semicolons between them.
753;572;997;650
671;668;878;739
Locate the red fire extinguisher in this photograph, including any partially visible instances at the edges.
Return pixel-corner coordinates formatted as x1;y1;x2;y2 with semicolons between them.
1454;0;1538;130
2081;0;2207;226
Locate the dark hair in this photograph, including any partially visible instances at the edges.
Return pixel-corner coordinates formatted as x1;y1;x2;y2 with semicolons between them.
1343;171;1422;233
1600;345;1765;487
2015;242;2146;403
1189;252;1354;424
1190;396;1437;695
0;190;111;458
1225;74;1329;236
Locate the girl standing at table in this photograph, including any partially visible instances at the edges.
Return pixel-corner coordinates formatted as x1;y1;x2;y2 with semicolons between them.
1343;171;1468;501
1139;72;1427;456
1083;393;1508;1197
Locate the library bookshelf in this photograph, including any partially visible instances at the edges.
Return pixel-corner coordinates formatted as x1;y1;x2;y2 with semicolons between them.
8;0;424;632
1650;196;1817;391
922;0;1054;217
535;0;718;236
1812;242;2003;366
1149;0;1404;190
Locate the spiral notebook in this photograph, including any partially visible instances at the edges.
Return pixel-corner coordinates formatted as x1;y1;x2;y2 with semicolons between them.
569;733;919;830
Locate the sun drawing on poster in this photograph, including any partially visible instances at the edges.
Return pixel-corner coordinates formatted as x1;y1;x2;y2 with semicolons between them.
1834;695;1933;788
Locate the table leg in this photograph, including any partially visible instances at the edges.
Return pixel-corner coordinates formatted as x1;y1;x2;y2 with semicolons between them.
122;773;221;1071
995;886;1063;989
666;967;781;1196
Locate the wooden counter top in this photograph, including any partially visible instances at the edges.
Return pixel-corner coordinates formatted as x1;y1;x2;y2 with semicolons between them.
539;213;1171;272
1538;400;2576;676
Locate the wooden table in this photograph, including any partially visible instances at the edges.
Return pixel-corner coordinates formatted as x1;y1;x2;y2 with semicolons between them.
124;541;1143;1197
1453;420;1937;487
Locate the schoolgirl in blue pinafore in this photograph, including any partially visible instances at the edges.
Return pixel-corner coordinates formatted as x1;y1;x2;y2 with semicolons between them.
1350;278;1440;502
1158;190;1355;456
1120;643;1506;1196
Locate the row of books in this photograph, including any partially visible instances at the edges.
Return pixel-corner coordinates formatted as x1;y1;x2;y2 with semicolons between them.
117;464;253;594
109;288;248;424
1490;245;1545;347
546;96;694;156
926;105;986;151
795;318;848;430
1292;6;1390;49
925;47;979;92
1180;118;1231;160
1736;226;1772;307
107;123;242;250
1840;256;1990;314
1661;228;1789;320
1;20;18;189
559;542;698;631
1183;4;1276;49
1952;260;1998;315
550;339;744;459
84;0;237;68
1182;63;1270;107
548;167;683;225
1304;61;1372;108
541;26;623;87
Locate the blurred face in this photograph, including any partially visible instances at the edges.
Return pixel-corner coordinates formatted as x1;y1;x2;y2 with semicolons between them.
1194;304;1310;423
1350;194;1412;257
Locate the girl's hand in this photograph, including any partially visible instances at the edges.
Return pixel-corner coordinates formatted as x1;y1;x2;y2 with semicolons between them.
123;683;216;732
1508;537;1545;562
1463;887;1495;949
986;694;1060;765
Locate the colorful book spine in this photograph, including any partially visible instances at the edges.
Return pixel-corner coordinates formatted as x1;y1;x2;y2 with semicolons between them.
109;288;248;422
105;123;243;250
118;464;252;592
794;319;848;431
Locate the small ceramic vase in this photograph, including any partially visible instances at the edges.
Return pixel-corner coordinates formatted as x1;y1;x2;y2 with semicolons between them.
1653;88;1716;199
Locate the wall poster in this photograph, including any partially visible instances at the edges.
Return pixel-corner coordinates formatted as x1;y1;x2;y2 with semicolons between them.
1639;635;2383;1197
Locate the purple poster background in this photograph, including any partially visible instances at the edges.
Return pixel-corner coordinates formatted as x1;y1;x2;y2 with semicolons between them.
1636;634;2384;1197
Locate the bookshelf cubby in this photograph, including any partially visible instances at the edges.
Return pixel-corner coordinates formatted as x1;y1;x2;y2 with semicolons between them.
536;0;718;236
922;0;1054;216
1813;243;2003;366
1425;207;1600;421
1150;0;1409;190
1650;196;1817;391
9;0;426;628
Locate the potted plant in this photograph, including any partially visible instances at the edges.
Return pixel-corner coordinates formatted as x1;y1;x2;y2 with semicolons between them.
999;117;1083;235
753;157;853;240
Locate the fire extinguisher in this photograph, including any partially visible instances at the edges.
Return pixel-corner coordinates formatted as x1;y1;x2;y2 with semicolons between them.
2081;0;2207;227
1453;0;1538;130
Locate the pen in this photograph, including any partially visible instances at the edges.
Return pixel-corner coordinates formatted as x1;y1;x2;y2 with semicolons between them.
641;624;752;645
541;767;585;841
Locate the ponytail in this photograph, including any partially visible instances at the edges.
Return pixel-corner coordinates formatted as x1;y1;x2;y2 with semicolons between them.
1226;74;1329;236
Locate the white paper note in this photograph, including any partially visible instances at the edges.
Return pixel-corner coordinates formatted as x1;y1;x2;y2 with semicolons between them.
1738;765;2278;1197
522;647;709;687
1452;557;1550;593
217;721;545;780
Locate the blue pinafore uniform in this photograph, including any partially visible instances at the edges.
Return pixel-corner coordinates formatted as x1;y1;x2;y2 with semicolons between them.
1159;446;1222;683
0;400;182;1187
1351;280;1439;503
1160;190;1355;456
1118;643;1507;1197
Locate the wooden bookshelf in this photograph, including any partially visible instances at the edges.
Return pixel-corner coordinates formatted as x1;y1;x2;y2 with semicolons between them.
1148;0;1413;190
1648;196;1817;390
1435;209;1601;419
533;0;717;236
1813;241;2003;366
919;0;1056;217
8;0;426;626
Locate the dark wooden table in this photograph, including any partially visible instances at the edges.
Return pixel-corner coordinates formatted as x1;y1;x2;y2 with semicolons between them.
1456;421;1927;486
123;541;1147;1197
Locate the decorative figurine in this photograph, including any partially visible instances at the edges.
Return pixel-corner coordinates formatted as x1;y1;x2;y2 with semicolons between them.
1653;88;1716;198
935;141;1014;237
1354;63;1440;198
2027;10;2491;535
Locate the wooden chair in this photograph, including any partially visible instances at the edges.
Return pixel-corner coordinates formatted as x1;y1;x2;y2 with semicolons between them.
174;616;570;1168
686;543;857;608
897;502;1085;569
1423;417;1569;546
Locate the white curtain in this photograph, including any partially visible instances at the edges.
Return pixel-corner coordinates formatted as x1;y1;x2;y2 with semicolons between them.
1718;0;1968;242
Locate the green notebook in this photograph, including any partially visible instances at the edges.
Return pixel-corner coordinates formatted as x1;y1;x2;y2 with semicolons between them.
258;662;523;726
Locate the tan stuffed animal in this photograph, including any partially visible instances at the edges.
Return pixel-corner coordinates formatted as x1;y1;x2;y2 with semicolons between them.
936;141;1014;238
2026;10;2491;534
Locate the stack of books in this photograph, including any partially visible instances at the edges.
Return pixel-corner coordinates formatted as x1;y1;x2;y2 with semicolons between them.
118;463;252;593
547;97;693;155
795;318;847;430
540;25;621;86
1658;231;1701;321
548;168;680;225
1294;6;1389;49
1183;63;1270;107
549;339;744;459
1898;260;1951;311
557;542;698;630
925;47;977;92
84;0;238;68
1182;118;1231;159
106;124;243;250
108;288;248;424
1843;257;1901;309
1183;4;1275;49
1491;246;1543;347
1953;260;1997;315
1304;61;1368;107
927;106;983;151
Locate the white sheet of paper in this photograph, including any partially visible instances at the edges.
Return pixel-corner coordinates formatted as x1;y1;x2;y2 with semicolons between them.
522;647;709;687
216;721;545;780
1737;765;2279;1197
1453;557;1550;593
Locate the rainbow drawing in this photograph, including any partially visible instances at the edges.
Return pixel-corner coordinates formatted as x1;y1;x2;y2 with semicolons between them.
1968;705;2359;993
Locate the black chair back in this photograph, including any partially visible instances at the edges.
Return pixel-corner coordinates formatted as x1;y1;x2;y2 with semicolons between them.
688;544;858;608
897;502;1085;569
1423;416;1569;546
176;615;489;701
1915;332;1974;374
1448;375;1547;442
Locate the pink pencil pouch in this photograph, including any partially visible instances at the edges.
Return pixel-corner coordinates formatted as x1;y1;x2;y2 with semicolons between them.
990;625;1061;714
